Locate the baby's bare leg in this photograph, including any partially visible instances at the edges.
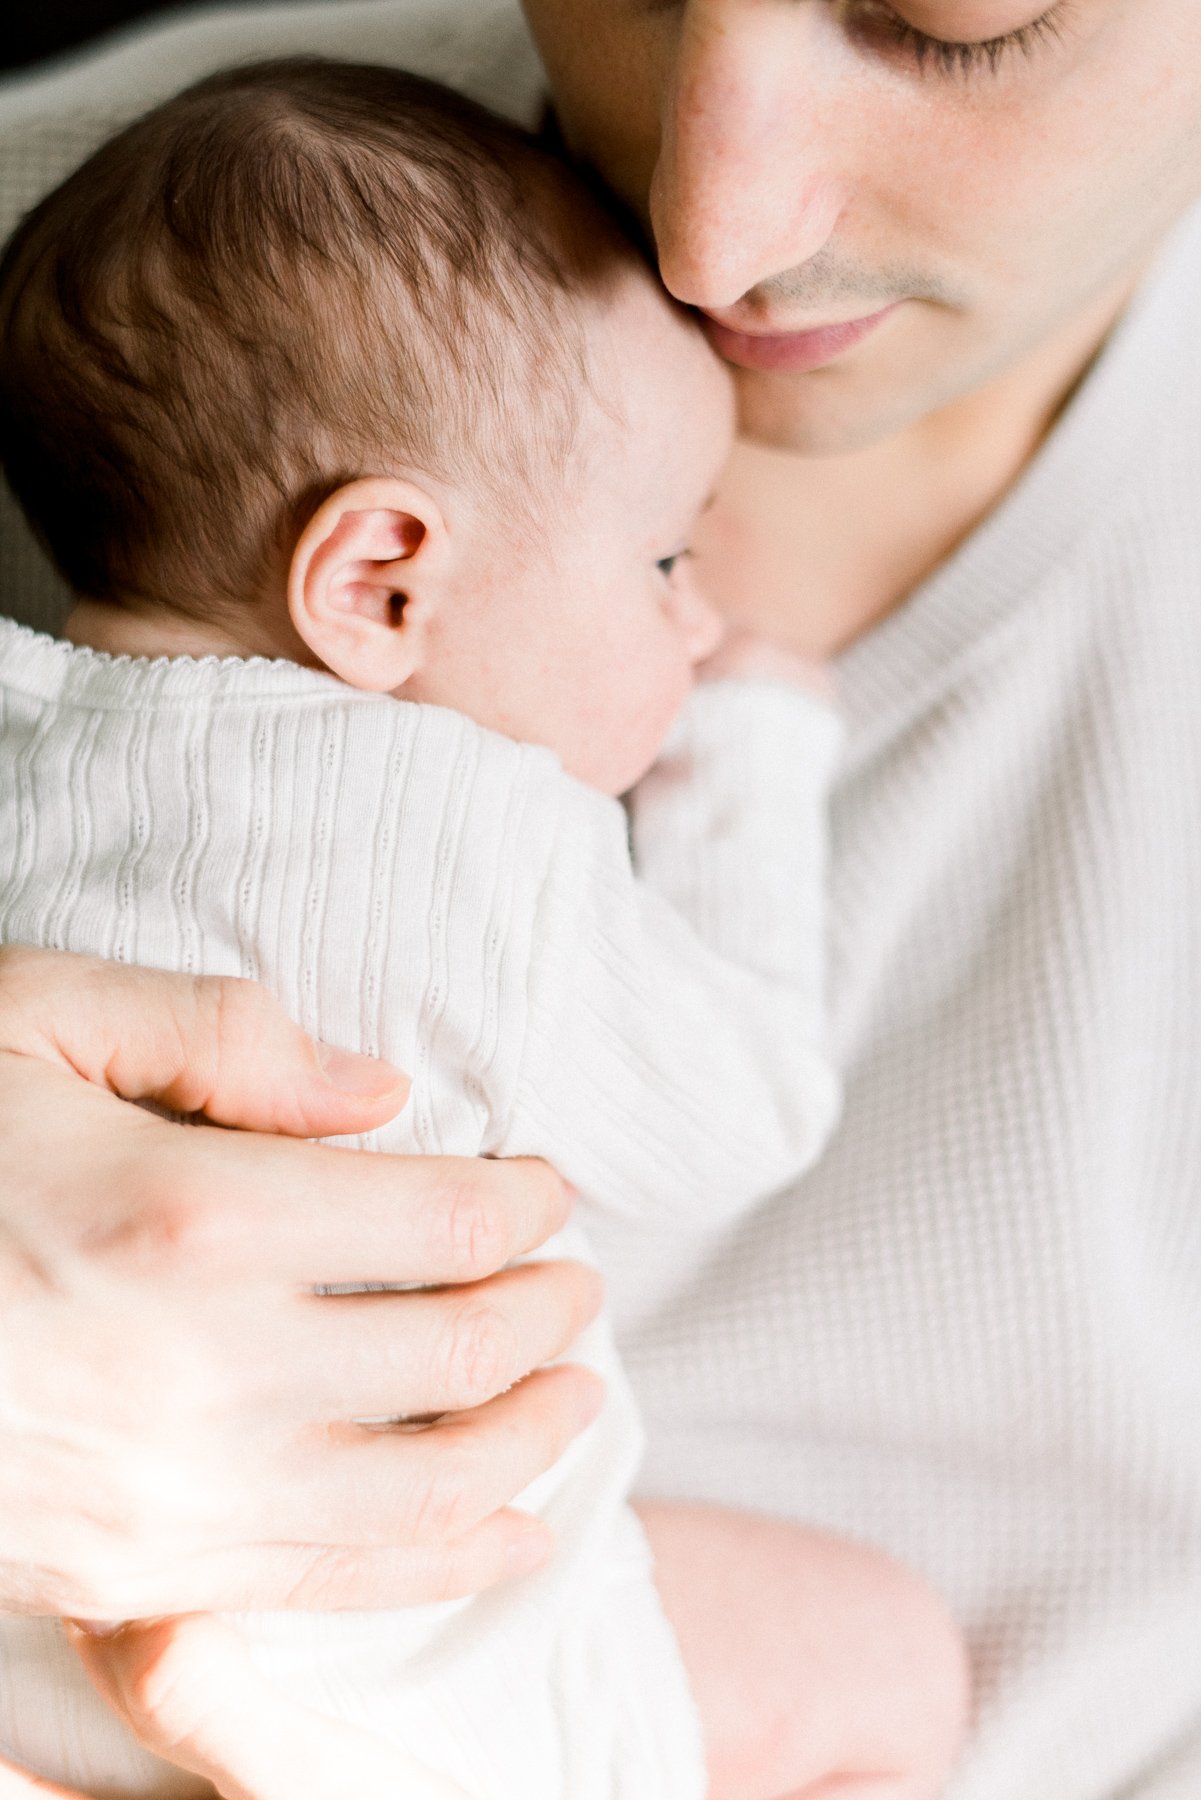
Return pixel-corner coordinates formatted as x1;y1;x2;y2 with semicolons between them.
637;1502;970;1800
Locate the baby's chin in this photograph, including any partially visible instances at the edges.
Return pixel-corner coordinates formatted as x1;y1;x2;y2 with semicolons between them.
566;715;685;798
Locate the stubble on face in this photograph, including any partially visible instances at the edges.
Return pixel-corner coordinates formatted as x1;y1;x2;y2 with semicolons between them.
522;0;1201;457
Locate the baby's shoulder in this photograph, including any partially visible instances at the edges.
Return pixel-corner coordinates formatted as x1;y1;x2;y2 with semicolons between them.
282;692;630;903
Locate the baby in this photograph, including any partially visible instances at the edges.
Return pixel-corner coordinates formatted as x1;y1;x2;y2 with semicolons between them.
0;58;968;1800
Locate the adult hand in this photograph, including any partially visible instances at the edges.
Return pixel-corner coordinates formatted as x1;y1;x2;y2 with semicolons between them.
0;946;602;1621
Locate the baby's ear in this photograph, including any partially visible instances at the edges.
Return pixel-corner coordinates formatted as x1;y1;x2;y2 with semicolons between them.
288;477;451;692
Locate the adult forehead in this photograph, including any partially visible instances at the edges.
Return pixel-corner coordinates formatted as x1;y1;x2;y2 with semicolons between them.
531;0;1201;127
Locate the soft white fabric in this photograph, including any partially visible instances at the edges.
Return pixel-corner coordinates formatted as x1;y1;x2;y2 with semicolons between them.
612;205;1201;1800
0;623;840;1797
2;7;1201;1799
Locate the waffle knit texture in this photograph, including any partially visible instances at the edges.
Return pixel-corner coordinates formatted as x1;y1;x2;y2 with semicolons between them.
1;5;1201;1796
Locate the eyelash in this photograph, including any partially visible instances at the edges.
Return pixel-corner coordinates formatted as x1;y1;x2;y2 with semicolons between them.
860;3;1069;77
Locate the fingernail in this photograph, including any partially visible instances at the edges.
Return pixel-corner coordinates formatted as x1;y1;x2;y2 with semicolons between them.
316;1042;407;1099
66;1618;127;1638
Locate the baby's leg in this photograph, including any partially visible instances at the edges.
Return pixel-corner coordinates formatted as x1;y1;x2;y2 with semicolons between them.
637;1502;970;1800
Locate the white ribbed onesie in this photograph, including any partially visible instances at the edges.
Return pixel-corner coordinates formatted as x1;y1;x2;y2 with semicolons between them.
0;629;841;1799
2;5;1201;1797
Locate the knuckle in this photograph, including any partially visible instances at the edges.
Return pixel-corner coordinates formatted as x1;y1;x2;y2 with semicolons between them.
82;1195;182;1276
201;972;279;1043
439;1301;518;1410
284;1544;369;1609
182;973;292;1114
439;1177;508;1278
83;1162;237;1280
408;1447;475;1547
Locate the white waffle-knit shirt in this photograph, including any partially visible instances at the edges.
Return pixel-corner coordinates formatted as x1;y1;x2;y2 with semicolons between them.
1;5;1201;1797
0;635;841;1798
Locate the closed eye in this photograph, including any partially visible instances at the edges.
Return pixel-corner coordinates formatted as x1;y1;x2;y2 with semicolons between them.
850;2;1071;76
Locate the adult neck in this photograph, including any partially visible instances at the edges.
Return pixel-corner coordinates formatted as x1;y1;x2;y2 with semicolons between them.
697;270;1145;659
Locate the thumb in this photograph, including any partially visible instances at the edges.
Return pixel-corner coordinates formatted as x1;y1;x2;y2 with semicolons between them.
0;945;408;1138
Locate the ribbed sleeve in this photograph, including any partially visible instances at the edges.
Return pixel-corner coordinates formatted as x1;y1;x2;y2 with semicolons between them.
504;681;842;1228
631;680;842;1007
0;626;838;1800
3;7;1201;1797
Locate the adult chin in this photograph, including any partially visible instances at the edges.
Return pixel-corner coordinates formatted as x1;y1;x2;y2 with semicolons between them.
726;363;927;457
722;311;984;457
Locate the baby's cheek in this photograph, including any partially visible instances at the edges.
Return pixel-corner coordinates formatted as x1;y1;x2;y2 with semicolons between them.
641;647;694;756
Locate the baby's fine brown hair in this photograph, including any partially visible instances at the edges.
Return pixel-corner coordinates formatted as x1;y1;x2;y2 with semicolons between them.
0;57;630;618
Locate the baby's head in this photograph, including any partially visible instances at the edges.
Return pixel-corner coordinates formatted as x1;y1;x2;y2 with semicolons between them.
0;58;733;793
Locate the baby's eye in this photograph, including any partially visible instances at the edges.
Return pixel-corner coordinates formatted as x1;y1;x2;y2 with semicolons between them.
656;549;692;579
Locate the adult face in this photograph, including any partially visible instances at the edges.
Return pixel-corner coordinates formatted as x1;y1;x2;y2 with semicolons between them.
521;1;1201;453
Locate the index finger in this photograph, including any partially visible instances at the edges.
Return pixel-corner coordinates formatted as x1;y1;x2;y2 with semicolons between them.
146;1128;574;1286
0;949;409;1139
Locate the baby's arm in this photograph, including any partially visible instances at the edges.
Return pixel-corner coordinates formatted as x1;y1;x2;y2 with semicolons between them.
639;1502;970;1800
504;668;844;1228
32;1527;962;1800
631;641;837;1013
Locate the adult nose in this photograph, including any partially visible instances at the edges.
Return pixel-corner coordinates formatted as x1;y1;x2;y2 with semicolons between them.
650;0;845;312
